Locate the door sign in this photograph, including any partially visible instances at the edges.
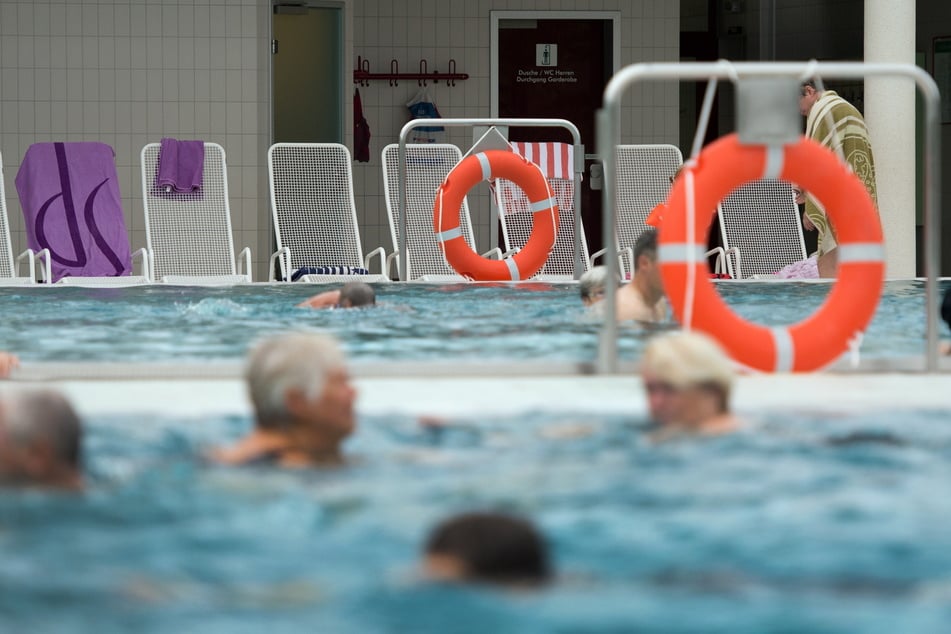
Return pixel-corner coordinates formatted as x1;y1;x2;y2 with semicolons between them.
536;44;557;67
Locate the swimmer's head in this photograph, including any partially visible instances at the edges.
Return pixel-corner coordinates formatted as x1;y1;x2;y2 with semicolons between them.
423;511;551;586
338;282;375;308
579;266;617;306
641;331;735;424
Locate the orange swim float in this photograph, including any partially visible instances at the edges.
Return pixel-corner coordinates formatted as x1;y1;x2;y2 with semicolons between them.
434;150;558;281
659;133;884;372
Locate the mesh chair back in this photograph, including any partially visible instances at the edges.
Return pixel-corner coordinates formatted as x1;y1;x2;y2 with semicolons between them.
615;144;683;275
141;142;237;279
382;143;477;280
0;156;15;278
268;143;365;277
496;174;589;278
717;179;807;278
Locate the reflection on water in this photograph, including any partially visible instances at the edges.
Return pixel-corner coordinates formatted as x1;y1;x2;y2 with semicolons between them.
0;279;940;363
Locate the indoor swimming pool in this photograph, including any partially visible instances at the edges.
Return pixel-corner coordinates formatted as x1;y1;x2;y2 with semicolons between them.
1;400;949;633
0;279;944;365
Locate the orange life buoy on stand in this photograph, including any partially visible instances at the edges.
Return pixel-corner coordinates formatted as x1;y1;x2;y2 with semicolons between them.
659;133;884;372
434;150;558;281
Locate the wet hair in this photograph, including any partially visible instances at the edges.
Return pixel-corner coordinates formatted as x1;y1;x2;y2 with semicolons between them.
1;389;83;470
246;332;346;430
942;288;951;331
634;229;658;271
641;331;735;413
425;511;551;585
578;266;616;302
338;282;375;308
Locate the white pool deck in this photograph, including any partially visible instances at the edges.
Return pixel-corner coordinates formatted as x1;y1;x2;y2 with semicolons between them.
2;360;950;419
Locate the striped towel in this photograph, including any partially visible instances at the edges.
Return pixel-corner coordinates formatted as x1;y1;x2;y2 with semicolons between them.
509;142;576;180
291;266;369;281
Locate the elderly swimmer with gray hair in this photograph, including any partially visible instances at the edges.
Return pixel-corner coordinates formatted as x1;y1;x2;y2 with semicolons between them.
298;281;376;310
640;331;741;439
210;332;357;467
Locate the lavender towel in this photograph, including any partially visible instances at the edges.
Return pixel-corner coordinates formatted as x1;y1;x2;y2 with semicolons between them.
156;138;205;193
15;142;132;282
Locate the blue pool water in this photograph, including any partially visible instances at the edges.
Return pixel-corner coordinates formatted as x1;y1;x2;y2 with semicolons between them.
2;407;950;633
0;280;943;363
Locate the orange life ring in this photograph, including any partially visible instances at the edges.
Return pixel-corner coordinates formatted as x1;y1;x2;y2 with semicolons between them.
659;133;884;372
434;150;558;281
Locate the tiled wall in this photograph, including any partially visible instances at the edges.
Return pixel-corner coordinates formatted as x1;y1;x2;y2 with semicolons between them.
350;0;680;255
0;0;678;280
0;0;271;278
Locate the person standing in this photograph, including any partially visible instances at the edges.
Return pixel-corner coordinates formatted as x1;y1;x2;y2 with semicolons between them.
797;80;878;274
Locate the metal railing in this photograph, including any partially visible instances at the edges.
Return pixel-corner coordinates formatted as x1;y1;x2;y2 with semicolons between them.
596;61;942;373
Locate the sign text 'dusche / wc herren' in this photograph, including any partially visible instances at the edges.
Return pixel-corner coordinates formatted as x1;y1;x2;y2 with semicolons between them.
516;43;579;85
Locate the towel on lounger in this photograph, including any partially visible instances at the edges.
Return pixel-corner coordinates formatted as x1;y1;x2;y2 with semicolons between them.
156;138;205;193
15;142;132;282
291;266;370;281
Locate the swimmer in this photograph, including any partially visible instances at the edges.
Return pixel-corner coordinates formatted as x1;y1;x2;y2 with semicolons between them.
578;266;616;307
0;351;18;379
423;511;551;587
210;332;357;467
0;389;84;490
615;229;667;323
298;281;376;309
640;331;741;438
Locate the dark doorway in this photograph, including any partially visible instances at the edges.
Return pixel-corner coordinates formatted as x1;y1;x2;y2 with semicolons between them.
495;16;615;256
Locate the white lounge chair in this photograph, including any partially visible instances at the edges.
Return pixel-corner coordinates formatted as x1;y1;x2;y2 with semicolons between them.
140;142;251;285
382;143;501;282
267;143;389;283
598;144;684;278
716;178;808;279
0;152;49;286
495;142;589;281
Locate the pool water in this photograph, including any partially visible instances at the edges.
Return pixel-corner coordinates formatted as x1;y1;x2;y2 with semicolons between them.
2;407;950;633
0;280;943;364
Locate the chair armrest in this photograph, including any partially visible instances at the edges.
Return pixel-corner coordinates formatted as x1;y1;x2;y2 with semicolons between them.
15;248;36;282
386;250;400;280
589;248;607;267
481;247;503;260
131;248;151;282
32;249;52;284
705;247;726;276
589;247;633;280
726;247;741;279
364;247;389;277
237;247;252;282
269;247;291;282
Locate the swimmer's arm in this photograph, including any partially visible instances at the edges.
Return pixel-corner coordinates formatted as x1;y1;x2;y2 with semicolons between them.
0;351;19;379
297;290;341;309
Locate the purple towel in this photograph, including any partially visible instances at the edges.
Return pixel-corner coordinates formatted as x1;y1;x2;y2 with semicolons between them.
15;142;132;281
156;138;204;193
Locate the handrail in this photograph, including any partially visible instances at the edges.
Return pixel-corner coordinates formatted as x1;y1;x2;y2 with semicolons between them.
396;118;584;282
597;60;942;374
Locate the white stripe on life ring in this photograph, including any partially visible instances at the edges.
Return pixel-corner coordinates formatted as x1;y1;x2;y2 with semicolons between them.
476;153;492;181
436;227;464;243
504;257;520;281
770;326;794;372
658;243;708;264
837;243;886;264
